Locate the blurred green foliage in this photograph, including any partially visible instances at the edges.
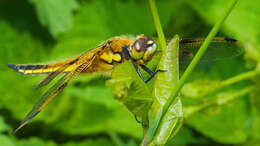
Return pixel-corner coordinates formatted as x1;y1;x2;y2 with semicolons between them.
30;0;79;38
0;0;259;145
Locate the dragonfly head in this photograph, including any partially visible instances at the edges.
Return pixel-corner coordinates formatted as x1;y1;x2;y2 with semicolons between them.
129;35;157;63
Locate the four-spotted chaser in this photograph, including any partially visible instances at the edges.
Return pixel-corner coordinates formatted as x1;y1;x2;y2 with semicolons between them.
8;35;242;133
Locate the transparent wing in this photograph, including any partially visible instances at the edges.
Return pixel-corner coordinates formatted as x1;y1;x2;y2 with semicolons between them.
34;46;102;89
14;56;96;133
179;37;244;64
35;55;83;89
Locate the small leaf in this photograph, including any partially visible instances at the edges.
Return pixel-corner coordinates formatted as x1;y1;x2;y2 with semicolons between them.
30;0;79;38
107;61;153;122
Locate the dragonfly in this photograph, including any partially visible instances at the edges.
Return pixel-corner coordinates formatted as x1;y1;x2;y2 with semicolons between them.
8;35;243;133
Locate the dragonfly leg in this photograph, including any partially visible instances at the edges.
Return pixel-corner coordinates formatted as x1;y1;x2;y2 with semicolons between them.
132;62;146;82
122;45;166;83
135;115;142;124
122;45;147;82
139;64;153;75
144;69;166;83
140;64;166;83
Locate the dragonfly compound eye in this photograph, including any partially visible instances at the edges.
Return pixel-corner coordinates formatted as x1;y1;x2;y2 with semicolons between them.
130;35;156;62
143;40;157;62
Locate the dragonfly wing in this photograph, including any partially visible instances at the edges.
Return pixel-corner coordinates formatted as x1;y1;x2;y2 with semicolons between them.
179;37;244;64
14;55;96;133
35;55;83;89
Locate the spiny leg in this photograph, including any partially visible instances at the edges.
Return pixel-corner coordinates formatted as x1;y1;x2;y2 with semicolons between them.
132;62;146;82
135;115;142;124
139;64;153;75
122;45;146;81
144;69;166;83
140;64;166;83
122;45;165;83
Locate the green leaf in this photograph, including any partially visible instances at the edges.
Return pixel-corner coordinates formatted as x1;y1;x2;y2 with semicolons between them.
149;35;183;145
183;86;256;144
107;61;153;120
179;56;256;144
30;0;79;38
186;98;250;144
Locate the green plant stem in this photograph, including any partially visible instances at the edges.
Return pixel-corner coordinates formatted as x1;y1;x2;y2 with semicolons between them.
149;0;166;50
221;70;260;87
197;70;260;98
161;0;239;117
184;85;258;118
146;0;239;144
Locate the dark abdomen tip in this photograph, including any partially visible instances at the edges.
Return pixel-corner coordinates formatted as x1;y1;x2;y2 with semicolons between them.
8;64;18;70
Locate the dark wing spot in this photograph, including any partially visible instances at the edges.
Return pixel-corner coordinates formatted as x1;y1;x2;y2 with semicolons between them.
180;38;195;44
224;37;237;42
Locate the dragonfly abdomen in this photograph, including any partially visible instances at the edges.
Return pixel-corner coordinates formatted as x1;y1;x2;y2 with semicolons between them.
8;64;54;75
7;55;83;75
7;63;80;75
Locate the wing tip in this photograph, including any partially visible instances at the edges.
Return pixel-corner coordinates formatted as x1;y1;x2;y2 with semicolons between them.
13;110;41;134
13;120;29;134
224;37;237;42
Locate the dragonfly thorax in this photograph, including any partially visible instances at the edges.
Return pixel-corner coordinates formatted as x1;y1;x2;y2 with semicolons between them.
129;35;157;64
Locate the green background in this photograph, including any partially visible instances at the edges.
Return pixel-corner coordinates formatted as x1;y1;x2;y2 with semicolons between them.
0;0;259;145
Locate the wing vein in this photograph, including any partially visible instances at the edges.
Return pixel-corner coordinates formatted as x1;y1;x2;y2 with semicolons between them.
14;55;96;133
